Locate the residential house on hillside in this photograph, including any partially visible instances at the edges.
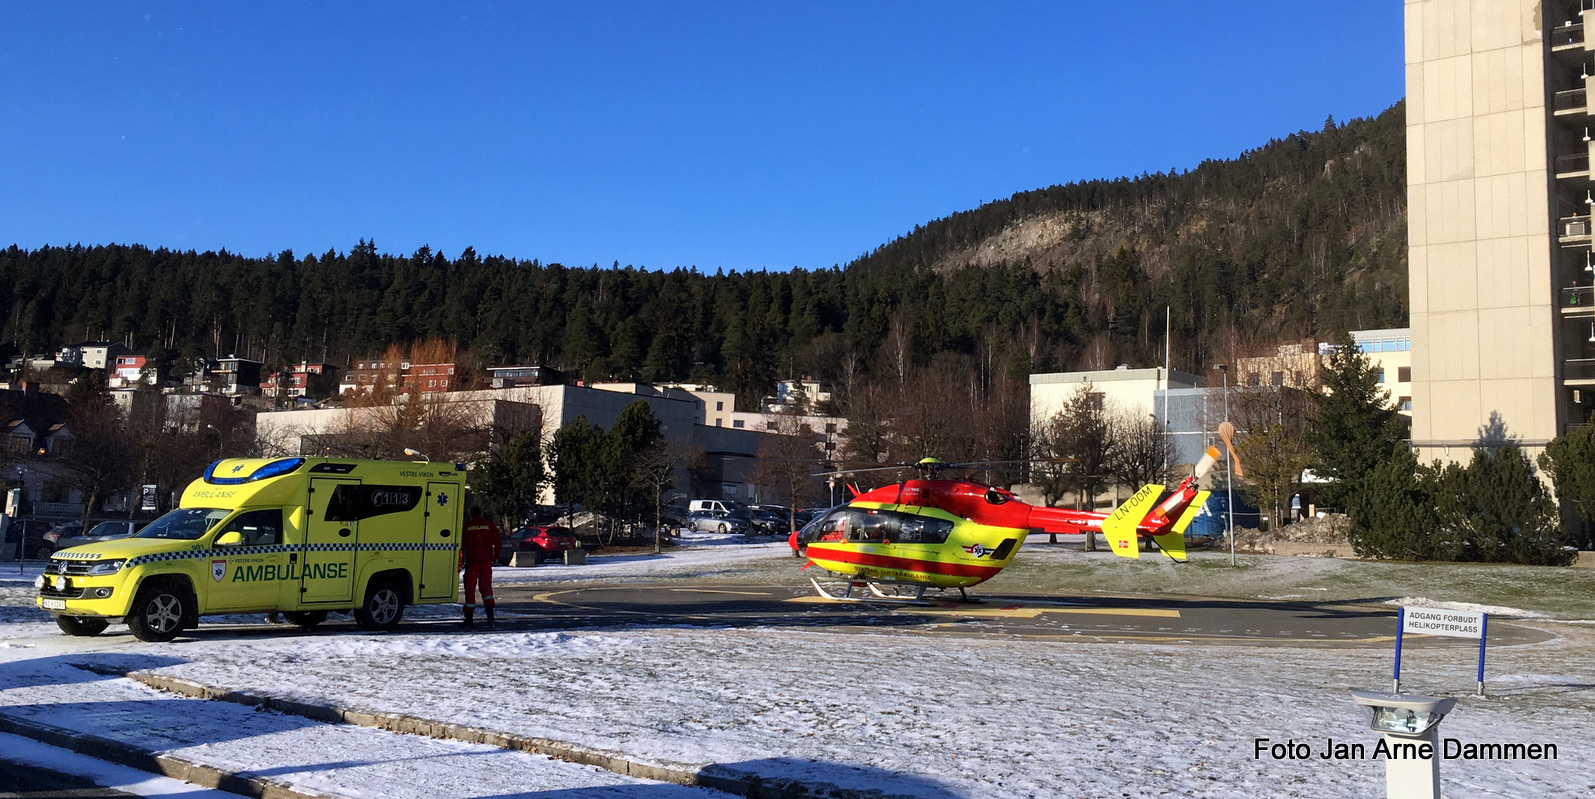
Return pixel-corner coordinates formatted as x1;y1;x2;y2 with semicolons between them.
261;363;337;399
111;353;152;388
56;341;131;370
212;357;263;396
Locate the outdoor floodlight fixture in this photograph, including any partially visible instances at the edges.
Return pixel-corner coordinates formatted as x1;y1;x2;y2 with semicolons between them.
404;448;429;462
1585;126;1592;143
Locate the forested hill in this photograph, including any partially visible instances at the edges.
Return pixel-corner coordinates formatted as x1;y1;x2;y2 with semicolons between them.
0;102;1406;405
849;101;1408;365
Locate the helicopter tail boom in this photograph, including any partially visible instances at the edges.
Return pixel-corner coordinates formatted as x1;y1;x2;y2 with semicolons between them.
1024;474;1206;562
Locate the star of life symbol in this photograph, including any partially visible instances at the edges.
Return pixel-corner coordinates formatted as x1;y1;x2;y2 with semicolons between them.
211;560;227;582
436;492;449;507
231;463;245;473
962;543;989;558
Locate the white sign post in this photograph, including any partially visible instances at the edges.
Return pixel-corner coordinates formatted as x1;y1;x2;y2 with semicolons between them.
1394;606;1489;695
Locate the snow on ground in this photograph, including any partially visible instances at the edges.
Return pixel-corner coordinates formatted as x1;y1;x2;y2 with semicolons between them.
492;534;789;585
4;544;1594;798
1384;596;1547;618
0;731;243;798
0;643;730;799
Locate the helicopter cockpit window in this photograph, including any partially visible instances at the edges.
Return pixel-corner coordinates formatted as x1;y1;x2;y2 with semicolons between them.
814;510;849;543
895;515;953;544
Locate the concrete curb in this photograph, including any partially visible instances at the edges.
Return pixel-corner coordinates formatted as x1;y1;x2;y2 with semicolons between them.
76;664;892;799
0;711;336;799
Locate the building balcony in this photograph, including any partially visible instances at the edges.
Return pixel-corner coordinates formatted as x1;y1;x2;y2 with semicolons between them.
1566;358;1595;386
1553;21;1586;51
1555;87;1588;115
1557;150;1592;178
1560;214;1594;245
1564;285;1595;314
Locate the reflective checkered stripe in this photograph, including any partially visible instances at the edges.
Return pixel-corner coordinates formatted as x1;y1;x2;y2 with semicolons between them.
123;542;456;569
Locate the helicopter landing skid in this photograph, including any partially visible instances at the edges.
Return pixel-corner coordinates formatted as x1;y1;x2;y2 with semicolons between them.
808;576;930;604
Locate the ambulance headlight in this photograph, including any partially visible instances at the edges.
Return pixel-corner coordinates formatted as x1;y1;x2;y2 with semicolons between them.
85;559;126;576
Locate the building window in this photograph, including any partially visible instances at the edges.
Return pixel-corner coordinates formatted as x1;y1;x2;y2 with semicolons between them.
1375;368;1385;383
1271;371;1283;388
766;422;776;430
1398;366;1411;383
716;401;724;411
732;420;744;429
1087;392;1105;411
1247;375;1260;388
715;418;722;427
1399;396;1412;412
826;423;837;433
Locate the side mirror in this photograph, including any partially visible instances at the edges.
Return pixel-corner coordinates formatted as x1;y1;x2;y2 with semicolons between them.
215;531;245;547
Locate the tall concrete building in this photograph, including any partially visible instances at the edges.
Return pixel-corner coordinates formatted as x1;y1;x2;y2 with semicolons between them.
1406;0;1595;460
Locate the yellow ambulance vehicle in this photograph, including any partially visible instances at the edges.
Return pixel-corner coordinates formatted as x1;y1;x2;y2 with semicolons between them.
35;457;466;642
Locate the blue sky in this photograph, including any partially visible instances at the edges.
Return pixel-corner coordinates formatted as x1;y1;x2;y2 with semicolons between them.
0;2;1403;271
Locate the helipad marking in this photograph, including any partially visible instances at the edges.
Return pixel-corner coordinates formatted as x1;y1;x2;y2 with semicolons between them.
903;606;1046;619
1044;607;1181;619
669;589;772;596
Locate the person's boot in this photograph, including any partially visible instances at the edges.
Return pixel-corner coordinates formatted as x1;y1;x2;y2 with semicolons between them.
462;605;474;628
484;603;495;626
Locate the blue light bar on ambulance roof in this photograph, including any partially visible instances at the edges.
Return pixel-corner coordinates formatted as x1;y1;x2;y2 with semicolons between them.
203;458;307;485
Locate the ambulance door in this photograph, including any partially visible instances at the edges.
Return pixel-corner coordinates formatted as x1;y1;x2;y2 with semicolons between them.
303;477;359;604
419;481;460;600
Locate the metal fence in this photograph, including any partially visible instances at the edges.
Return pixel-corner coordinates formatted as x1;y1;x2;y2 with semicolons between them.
1555;88;1588;113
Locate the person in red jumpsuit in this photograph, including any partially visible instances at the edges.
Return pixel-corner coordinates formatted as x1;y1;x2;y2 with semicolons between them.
459;504;502;627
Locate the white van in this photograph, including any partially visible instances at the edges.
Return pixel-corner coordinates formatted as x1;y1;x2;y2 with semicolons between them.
688;499;739;514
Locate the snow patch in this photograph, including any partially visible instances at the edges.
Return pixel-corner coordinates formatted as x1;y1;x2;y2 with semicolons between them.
1388;597;1546;618
288;631;634;660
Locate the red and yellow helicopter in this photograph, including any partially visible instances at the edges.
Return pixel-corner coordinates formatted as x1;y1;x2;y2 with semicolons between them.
789;448;1219;601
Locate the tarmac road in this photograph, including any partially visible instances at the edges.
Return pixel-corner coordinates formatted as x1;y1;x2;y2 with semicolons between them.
490;582;1556;648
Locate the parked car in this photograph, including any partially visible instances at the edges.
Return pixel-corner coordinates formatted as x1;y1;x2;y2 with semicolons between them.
748;508;789;534
46;519;144;551
2;519;61;559
503;525;581;565
684;509;751;535
687;499;746;514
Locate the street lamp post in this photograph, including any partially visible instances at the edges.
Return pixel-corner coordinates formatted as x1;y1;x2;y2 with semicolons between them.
1217;364;1235;567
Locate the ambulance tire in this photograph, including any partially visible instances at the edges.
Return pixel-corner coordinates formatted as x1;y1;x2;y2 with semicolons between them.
282;611;328;629
354;580;405;632
127;582;191;643
56;616;109;636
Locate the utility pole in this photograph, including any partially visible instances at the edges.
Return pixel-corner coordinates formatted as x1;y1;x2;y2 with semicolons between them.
1217;364;1235;567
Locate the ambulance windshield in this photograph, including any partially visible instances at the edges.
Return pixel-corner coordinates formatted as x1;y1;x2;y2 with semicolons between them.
135;508;230;541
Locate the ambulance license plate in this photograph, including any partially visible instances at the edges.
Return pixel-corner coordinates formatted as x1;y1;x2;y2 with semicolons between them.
42;599;65;610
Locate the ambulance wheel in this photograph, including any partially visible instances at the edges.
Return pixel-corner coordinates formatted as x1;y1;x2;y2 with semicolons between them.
127;583;190;643
354;581;405;632
282;611;328;629
56;616;109;637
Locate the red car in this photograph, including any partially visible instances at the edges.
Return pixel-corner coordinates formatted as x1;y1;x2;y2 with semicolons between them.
503;525;580;565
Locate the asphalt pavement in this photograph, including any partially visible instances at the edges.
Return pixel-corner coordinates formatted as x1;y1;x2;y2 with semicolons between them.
489;582;1555;647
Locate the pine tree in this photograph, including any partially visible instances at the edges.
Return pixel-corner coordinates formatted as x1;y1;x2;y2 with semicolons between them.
1539;424;1595;549
1305;333;1407;508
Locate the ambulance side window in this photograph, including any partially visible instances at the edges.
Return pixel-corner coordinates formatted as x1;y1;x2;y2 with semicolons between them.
218;509;284;547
